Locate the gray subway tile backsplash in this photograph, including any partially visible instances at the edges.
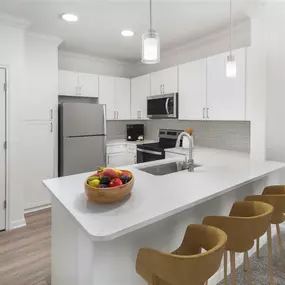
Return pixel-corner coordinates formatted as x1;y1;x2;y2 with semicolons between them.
107;120;250;153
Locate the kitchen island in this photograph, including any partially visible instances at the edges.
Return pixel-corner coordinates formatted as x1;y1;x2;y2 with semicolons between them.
43;147;285;285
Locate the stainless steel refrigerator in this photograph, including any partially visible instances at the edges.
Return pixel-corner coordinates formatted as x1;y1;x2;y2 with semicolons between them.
58;102;106;176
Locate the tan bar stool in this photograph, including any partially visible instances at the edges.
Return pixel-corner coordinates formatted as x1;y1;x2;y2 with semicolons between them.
203;201;273;285
136;224;227;285
245;185;285;272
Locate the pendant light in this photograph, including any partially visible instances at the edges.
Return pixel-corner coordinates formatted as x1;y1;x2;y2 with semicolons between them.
142;0;160;64
226;0;236;78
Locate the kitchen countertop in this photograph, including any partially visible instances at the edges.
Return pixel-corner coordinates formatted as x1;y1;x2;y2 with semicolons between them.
107;139;157;146
43;147;285;242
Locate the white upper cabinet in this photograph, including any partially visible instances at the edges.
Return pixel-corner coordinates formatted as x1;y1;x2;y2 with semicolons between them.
59;70;78;96
179;59;207;120
131;74;151;119
206;48;246;120
115;78;131;120
151;66;178;95
99;76;116;120
99;76;131;120
59;70;99;98
78;73;99;98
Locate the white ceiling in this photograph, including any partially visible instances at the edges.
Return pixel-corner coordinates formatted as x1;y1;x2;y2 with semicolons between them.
0;0;261;62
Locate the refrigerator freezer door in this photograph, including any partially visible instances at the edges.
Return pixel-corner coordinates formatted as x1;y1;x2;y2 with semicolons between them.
62;103;106;137
62;136;106;176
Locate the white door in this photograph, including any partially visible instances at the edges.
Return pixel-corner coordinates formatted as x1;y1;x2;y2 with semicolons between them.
131;74;150;119
206;48;246;120
162;66;178;94
99;76;116;120
179;59;207;120
58;70;79;96
115;78;131;120
0;68;6;230
78;72;99;98
151;70;164;95
23;121;54;210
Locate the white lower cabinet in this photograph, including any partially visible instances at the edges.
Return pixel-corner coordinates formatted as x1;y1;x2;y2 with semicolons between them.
23;121;54;210
107;143;137;167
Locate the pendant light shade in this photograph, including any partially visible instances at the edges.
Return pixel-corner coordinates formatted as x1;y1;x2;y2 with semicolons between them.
142;30;160;64
142;0;160;64
226;54;237;78
226;0;236;78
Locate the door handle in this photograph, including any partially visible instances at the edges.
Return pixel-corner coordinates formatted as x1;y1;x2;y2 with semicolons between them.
137;111;139;119
163;85;165;94
165;98;170;115
160;85;162;94
116;110;119;119
114;110;116;119
203;108;205;119
207;108;209;119
50;108;53;120
107;155;109;165
50;122;53;133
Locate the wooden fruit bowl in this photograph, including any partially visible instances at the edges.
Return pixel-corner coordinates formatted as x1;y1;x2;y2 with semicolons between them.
84;172;134;204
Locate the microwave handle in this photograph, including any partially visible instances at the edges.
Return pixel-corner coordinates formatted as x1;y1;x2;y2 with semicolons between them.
165;98;170;115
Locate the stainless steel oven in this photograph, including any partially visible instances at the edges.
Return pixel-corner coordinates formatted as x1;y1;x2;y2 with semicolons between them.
147;93;178;119
137;148;164;163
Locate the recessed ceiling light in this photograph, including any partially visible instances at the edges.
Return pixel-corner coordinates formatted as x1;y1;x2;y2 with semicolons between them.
121;30;134;37
61;13;78;22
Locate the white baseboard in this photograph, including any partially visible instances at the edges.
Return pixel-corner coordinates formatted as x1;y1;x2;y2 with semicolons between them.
24;203;51;214
10;218;26;230
208;226;278;285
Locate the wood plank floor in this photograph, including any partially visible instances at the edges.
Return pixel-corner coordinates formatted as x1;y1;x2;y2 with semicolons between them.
0;209;51;285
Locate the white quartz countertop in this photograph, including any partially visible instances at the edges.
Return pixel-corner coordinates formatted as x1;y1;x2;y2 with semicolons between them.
43;147;285;242
107;139;157;146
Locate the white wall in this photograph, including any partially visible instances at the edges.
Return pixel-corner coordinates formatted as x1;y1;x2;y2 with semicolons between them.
0;23;26;229
58;50;133;78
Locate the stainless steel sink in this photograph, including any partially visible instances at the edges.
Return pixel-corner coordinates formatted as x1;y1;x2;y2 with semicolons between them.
138;161;201;176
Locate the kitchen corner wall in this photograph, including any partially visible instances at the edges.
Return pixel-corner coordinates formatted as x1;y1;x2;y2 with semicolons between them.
107;120;250;153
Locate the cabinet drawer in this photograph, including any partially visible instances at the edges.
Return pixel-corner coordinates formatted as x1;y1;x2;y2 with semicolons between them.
107;144;127;154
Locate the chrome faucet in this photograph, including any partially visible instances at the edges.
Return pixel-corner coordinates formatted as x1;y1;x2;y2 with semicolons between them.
175;132;195;172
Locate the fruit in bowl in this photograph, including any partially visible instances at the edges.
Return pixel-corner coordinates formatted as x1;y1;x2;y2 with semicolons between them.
85;167;134;204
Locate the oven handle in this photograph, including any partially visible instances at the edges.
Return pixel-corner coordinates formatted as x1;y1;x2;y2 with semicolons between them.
137;148;162;156
165;98;170;115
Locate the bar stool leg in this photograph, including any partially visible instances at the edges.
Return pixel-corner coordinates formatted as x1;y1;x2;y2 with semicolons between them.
245;251;253;285
243;252;247;272
230;251;236;285
256;237;260;258
267;225;274;285
276;224;285;271
224;251;228;285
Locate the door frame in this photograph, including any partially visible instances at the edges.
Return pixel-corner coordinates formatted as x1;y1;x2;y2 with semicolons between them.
0;66;8;230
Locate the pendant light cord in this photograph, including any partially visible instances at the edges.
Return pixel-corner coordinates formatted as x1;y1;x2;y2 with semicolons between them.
150;0;153;31
230;0;233;56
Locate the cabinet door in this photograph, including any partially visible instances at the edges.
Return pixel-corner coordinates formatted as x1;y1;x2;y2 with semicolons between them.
58;70;78;96
78;73;99;98
162;66;178;94
99;76;116;120
151;70;164;95
115;78;131;120
131;74;150;119
107;153;126;167
23;121;54;210
207;48;246;120
179;59;207;120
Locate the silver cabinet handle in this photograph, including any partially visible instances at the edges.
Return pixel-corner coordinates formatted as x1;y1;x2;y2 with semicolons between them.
160;85;162;94
114;110;116;119
134;155;136;164
163;85;165;94
50;122;53;133
207;108;209;119
139;111;142;119
50;108;53;120
137;111;139;119
107;155;109;165
79;86;82;96
116;110;119;119
203;108;205;119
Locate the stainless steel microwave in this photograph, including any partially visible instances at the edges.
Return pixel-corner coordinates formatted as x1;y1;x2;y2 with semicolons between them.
147;93;178;119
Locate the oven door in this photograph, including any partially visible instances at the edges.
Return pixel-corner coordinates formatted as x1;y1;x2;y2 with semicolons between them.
137;148;164;164
147;93;178;119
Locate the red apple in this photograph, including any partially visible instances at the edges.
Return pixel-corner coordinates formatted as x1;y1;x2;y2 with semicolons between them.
108;178;123;188
103;169;119;179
